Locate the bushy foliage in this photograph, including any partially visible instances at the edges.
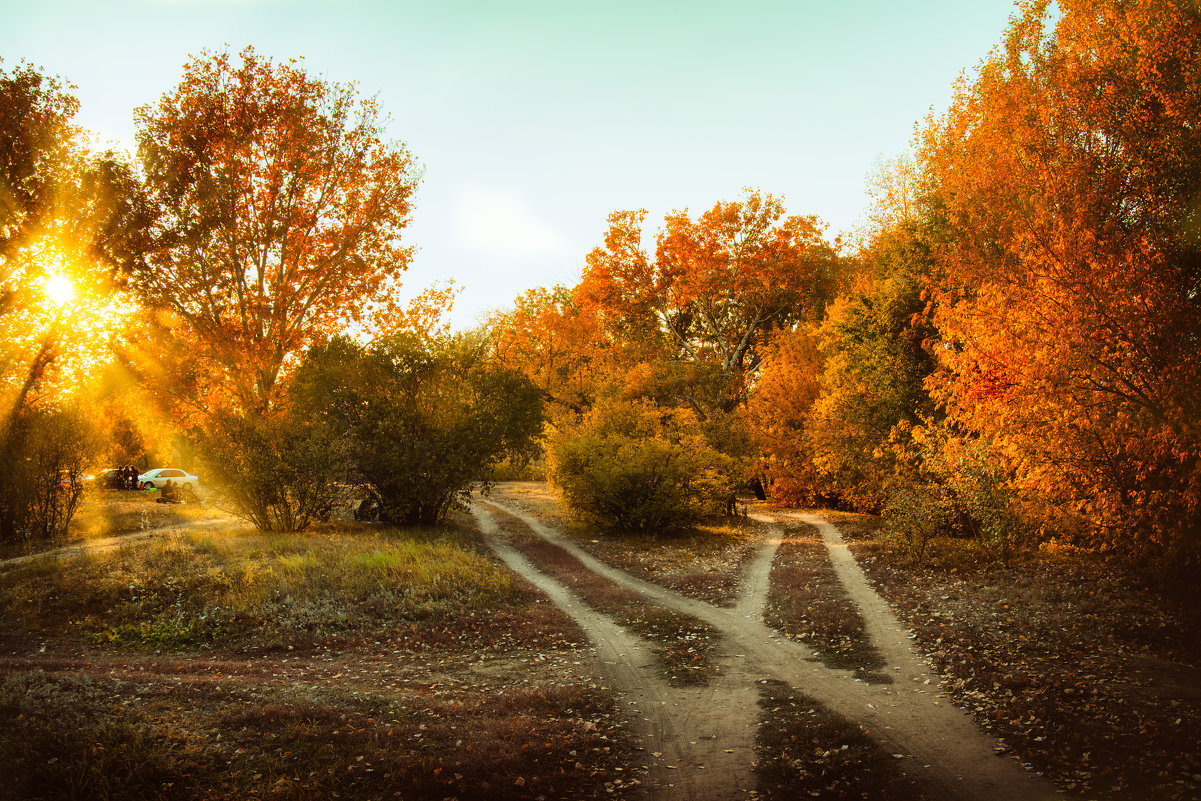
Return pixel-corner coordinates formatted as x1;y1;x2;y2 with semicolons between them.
884;422;1024;563
0;403;98;546
917;0;1201;565
294;333;544;525
198;406;351;533
806;227;938;512
549;399;746;532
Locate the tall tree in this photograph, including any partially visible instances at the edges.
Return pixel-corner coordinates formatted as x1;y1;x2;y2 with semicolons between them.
577;190;838;413
0;60;77;269
133;47;420;415
919;0;1201;562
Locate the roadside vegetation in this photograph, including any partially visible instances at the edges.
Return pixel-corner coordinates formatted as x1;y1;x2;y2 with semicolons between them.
0;496;642;801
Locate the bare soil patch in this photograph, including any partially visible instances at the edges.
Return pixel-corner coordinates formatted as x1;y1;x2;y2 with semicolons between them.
755;678;932;800
485;503;720;687
838;513;1201;801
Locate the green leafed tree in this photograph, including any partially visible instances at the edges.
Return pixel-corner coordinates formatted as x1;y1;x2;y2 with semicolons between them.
293;333;544;525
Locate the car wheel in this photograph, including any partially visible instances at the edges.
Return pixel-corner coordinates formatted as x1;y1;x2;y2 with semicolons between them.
182;483;192;491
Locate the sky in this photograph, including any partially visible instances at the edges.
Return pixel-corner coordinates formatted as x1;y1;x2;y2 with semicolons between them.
2;0;1020;329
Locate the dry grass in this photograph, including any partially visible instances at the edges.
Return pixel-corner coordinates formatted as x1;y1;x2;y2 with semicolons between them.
763;522;887;680
0;498;645;800
1;519;531;651
841;516;1201;801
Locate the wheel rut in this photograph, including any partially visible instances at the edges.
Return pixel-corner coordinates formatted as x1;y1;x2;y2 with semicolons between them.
475;499;1061;801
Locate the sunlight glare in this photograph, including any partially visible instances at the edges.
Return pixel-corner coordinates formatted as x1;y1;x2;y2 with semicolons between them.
44;273;76;306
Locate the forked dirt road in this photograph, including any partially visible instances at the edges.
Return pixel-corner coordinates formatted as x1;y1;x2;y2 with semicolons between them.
473;499;1062;801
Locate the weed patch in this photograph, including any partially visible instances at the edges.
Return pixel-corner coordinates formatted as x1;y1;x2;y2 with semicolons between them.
0;522;530;651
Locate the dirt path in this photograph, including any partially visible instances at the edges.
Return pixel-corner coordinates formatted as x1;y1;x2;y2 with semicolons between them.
0;518;230;571
480;499;1062;801
472;504;759;800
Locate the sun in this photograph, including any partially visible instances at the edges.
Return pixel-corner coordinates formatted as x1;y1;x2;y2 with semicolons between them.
44;273;76;306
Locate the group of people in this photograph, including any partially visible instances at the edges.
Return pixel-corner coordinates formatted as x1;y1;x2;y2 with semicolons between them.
107;465;142;490
155;480;185;504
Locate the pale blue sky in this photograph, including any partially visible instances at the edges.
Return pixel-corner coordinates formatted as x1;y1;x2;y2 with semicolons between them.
2;0;1018;328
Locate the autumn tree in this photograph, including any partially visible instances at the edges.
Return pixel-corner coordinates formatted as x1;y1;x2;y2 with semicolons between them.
0;62;127;544
577;190;838;414
918;0;1201;564
744;324;824;505
807;219;940;511
132;47;419;416
488;284;609;421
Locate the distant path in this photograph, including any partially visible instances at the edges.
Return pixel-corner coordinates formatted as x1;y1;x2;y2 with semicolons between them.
480;498;1061;801
0;517;229;571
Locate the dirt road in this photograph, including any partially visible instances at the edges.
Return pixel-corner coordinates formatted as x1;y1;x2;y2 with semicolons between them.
474;499;1062;801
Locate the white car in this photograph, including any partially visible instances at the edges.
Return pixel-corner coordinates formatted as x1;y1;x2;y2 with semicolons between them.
138;467;199;491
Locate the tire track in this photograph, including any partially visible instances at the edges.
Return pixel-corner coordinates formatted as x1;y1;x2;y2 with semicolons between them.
482;499;1061;801
471;504;759;801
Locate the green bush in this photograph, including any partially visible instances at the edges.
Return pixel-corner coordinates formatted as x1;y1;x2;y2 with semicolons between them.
549;399;745;532
884;423;1024;562
0;403;99;546
199;407;352;532
292;332;544;525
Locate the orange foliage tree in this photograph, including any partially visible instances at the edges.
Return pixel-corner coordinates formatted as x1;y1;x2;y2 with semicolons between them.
577;190;838;414
132;47;420;416
919;0;1201;562
744;324;824;504
488;284;612;420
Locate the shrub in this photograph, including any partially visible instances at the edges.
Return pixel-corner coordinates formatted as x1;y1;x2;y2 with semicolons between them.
198;407;351;532
0;403;98;547
292;333;544;525
884;423;1025;562
549;399;745;532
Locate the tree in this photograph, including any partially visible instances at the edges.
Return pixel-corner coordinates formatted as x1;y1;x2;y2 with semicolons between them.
293;333;544;525
0;59;77;269
488;285;609;420
132;47;420;415
744;325;824;505
577;190;838;413
918;0;1201;564
807;221;940;511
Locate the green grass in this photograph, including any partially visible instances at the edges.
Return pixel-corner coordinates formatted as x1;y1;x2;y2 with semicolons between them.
0;521;526;650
